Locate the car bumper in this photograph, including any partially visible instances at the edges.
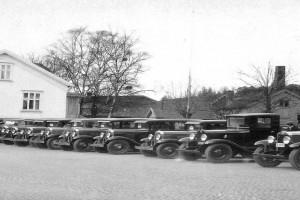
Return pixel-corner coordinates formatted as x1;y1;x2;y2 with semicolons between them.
252;153;285;159
58;141;71;146
12;139;29;142
31;139;45;144
138;145;154;151
90;143;105;148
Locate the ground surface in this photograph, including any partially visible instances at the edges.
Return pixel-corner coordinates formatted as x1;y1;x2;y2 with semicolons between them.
0;144;300;200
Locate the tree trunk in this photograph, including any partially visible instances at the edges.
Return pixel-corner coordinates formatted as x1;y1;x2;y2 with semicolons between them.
107;94;117;118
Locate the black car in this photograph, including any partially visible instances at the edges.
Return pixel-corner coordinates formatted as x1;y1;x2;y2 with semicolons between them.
57;118;143;152
253;128;300;170
1;119;34;145
139;119;226;159
12;119;71;147
29;119;74;149
178;113;280;163
91;119;202;155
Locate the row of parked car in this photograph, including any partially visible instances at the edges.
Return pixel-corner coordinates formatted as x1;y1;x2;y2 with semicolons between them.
1;113;300;170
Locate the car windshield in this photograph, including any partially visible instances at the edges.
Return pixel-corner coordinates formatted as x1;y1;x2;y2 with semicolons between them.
136;122;149;129
93;121;112;128
227;117;249;129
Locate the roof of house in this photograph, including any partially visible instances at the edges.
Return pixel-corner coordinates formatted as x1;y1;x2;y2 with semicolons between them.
82;95;158;118
0;49;73;87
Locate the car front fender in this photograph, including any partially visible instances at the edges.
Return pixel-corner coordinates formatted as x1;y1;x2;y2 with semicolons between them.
290;142;300;148
179;137;190;144
140;138;150;142
156;139;179;145
73;135;94;140
254;140;269;147
107;136;140;146
204;139;251;153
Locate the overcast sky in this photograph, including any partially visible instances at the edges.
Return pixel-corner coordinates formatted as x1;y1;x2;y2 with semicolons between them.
1;0;300;100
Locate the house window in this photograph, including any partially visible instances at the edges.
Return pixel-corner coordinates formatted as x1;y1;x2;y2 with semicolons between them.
279;99;289;107
0;63;11;80
22;92;40;110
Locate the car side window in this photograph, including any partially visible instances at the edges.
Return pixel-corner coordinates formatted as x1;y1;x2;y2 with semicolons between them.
174;122;185;131
257;117;271;128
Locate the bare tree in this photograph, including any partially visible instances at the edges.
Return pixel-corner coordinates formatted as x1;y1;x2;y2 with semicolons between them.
41;28;149;117
103;32;150;117
238;63;293;112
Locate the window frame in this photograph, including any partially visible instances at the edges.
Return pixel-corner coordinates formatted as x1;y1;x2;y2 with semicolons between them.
22;91;41;111
0;62;13;80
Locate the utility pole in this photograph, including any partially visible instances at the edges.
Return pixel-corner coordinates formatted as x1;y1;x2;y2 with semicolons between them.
186;10;194;119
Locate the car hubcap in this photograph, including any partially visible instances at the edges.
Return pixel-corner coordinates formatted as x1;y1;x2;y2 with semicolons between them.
114;143;124;151
163;147;175;155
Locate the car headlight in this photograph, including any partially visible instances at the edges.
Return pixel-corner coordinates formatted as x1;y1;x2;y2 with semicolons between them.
27;129;32;135
71;129;79;137
100;132;105;138
283;136;291;144
45;130;51;136
106;132;111;138
155;131;164;140
1;129;4;133
200;134;207;141
267;136;275;144
189;133;195;140
65;131;69;137
20;130;24;134
148;134;153;140
5;130;9;133
12;130;16;134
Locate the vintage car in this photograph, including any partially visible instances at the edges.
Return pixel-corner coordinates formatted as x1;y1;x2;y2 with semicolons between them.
11;119;71;147
139;119;227;159
253;129;300;170
58;118;144;152
178;113;280;163
1;119;34;145
28;118;74;149
91;119;201;155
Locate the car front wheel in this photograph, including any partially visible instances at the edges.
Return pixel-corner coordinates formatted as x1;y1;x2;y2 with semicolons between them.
73;139;93;152
47;138;61;150
253;146;282;168
289;148;300;170
156;143;179;159
107;140;130;155
205;144;233;163
178;144;201;161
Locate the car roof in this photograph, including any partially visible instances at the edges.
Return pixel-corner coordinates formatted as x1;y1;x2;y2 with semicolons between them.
226;113;280;117
185;120;226;124
134;119;201;123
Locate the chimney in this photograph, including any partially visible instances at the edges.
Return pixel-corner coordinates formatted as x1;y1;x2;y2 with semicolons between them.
274;66;285;90
226;90;234;101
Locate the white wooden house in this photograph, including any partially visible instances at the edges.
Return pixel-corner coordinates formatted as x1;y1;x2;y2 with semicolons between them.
0;49;73;119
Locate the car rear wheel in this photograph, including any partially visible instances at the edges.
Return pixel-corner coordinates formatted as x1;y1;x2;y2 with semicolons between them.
205;144;233;163
107;140;130;155
156;143;179;159
46;138;61;150
73;139;93;152
289;148;300;170
178;144;201;161
253;146;281;168
140;143;157;157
